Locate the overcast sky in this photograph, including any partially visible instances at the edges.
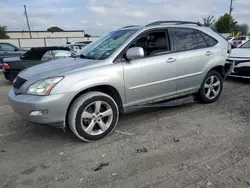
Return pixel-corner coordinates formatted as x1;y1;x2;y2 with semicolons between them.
0;0;249;35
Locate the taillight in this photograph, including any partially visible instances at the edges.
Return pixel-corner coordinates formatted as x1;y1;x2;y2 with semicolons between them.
3;63;10;70
238;40;242;44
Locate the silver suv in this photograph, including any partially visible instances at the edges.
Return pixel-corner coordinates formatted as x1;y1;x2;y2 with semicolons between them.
8;21;230;142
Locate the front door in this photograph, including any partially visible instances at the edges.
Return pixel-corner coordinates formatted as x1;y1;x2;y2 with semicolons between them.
122;29;178;106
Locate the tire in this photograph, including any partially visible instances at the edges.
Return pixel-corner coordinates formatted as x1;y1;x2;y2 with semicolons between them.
197;71;223;103
68;91;119;142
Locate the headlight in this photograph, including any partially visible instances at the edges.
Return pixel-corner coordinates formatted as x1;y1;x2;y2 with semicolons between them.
27;77;64;95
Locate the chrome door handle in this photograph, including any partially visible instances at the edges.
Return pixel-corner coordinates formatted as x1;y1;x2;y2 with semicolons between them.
166;57;176;63
205;51;212;56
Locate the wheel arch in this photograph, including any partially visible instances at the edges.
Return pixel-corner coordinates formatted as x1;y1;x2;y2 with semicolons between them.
207;65;225;78
65;85;124;127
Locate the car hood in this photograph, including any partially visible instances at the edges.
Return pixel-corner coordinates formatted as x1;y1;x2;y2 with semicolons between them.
228;48;250;60
18;58;102;81
3;56;21;62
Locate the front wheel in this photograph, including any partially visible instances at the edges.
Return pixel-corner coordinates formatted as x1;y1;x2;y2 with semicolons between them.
68;91;119;142
197;71;223;103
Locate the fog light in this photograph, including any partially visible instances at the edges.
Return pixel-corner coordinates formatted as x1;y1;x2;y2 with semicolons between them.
30;110;48;116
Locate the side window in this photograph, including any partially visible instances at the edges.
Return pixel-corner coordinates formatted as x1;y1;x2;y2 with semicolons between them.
195;30;208;48
0;43;16;51
41;51;54;61
199;31;218;47
128;30;170;58
171;28;197;51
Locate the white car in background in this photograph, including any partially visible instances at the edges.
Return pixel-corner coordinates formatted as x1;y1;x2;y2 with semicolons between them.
227;40;250;78
63;43;87;53
232;36;250;48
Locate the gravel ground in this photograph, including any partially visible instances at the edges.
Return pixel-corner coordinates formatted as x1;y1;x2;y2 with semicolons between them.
0;71;249;188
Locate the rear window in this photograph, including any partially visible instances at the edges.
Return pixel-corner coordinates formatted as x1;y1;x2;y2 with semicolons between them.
198;31;218;47
239;37;246;40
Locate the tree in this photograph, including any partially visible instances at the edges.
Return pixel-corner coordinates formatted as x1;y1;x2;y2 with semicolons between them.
47;26;64;32
201;15;216;26
0;25;10;39
84;33;91;37
215;13;238;33
237;23;249;35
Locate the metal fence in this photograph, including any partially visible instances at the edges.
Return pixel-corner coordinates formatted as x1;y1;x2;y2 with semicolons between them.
0;37;99;50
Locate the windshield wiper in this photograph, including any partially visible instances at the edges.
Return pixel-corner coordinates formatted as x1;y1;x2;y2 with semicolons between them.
80;54;97;60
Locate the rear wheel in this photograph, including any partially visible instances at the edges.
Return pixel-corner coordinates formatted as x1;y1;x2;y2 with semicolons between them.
197;71;223;103
68;91;119;142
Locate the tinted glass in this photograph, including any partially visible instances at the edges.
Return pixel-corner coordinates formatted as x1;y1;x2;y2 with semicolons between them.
172;28;197;51
239;37;246;40
199;31;218;47
1;43;15;51
195;31;208;48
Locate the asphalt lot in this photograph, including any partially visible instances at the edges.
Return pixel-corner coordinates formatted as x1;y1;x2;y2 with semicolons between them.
0;71;250;188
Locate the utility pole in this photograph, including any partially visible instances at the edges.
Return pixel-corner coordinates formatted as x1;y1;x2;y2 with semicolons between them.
24;5;32;38
229;0;233;16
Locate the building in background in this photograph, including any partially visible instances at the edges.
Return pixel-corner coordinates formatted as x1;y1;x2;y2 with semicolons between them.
6;30;85;39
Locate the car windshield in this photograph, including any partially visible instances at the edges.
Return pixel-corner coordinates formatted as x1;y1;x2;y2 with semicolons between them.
77;29;137;60
239;40;250;48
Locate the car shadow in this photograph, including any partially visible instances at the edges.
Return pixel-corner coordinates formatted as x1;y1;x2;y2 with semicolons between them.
227;77;250;84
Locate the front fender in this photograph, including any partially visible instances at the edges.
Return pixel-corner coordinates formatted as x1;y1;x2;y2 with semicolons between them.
51;63;126;104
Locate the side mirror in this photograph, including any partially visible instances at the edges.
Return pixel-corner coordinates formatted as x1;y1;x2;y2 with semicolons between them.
14;48;19;51
126;47;144;61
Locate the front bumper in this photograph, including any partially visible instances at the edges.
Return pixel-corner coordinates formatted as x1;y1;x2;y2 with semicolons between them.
8;88;73;128
226;58;250;78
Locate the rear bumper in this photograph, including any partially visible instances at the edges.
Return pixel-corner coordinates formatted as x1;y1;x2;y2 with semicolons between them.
8;88;74;128
2;70;19;82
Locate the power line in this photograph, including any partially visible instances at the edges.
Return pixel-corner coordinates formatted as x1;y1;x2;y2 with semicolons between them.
24;5;32;38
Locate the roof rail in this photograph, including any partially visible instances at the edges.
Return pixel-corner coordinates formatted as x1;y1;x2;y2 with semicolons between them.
146;21;203;27
119;25;140;29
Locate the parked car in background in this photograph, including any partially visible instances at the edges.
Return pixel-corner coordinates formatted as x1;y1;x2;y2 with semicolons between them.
0;42;27;69
63;43;87;53
226;40;250;78
2;46;75;82
8;21;231;142
232;36;250;47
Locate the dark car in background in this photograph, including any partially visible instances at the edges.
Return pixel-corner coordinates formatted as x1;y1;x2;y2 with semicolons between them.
2;46;75;82
0;42;27;69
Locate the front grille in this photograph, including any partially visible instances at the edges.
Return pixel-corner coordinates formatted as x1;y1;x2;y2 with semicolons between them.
13;76;27;89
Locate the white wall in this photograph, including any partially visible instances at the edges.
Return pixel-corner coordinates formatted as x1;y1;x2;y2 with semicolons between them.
0;37;99;49
7;31;86;39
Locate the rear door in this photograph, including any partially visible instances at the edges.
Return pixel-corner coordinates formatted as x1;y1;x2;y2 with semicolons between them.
170;27;217;93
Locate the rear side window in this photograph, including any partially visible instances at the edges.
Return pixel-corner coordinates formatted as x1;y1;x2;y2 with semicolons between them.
195;31;208;48
171;28;197;51
199;31;218;47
